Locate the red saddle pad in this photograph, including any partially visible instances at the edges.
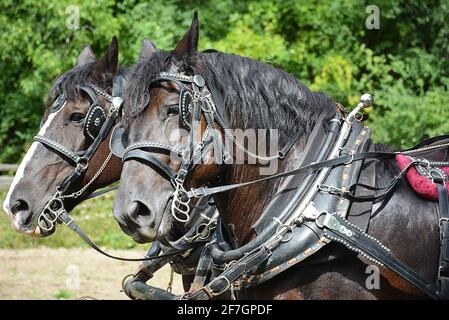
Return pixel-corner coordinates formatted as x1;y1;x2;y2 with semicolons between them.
396;154;449;200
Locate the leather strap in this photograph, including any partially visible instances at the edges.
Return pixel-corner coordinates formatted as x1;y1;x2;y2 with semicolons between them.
33;135;81;165
187;151;398;198
124;149;177;181
322;213;443;299
58;210;181;261
186;245;271;300
436;182;449;298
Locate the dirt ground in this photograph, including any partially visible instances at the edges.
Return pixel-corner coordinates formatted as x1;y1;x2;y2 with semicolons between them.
0;248;183;300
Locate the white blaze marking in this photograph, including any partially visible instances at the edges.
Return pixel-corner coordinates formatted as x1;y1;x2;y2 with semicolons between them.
2;102;67;218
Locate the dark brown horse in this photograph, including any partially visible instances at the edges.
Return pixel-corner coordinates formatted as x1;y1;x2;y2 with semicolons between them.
113;13;440;299
2;37;130;236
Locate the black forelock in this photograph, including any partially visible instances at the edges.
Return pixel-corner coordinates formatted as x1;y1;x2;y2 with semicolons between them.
123;50;172;118
124;50;337;145
48;62;129;105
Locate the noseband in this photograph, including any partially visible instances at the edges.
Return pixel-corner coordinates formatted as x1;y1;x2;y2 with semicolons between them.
33;77;125;231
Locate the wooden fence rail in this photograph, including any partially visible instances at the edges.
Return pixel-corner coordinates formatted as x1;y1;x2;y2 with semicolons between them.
0;164;18;191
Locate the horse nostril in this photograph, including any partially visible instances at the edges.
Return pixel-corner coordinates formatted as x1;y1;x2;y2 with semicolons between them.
127;201;139;218
136;201;152;217
11;199;29;216
127;201;155;227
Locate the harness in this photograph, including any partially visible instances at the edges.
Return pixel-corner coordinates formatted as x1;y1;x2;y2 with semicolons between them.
116;70;449;300
31;75;220;268
114;72;297;223
33;78;125;232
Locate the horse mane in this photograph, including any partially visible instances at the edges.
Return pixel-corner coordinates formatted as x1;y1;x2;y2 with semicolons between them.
125;50;337;145
49;62;129;104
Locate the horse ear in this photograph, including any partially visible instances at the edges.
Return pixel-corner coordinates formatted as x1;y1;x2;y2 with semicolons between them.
76;45;96;66
94;36;119;84
138;38;157;63
173;10;199;58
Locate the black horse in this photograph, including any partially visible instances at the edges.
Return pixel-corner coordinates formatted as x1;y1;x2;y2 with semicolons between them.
113;13;443;299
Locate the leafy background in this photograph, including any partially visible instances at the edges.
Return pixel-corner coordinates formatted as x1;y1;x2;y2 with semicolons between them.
0;0;448;247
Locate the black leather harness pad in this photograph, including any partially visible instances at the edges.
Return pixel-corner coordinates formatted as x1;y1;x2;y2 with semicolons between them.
179;89;193;129
84;104;106;140
110;124;128;158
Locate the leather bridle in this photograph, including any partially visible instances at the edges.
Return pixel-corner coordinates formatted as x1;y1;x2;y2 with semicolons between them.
118;71;298;223
33;77;125;232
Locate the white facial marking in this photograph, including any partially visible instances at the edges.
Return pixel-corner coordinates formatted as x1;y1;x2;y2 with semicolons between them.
2;102;67;221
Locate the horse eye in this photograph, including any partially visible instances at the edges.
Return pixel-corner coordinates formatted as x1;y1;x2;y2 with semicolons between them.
167;105;179;116
69;112;85;123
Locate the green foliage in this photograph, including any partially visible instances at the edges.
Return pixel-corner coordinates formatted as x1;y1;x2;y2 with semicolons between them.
54;289;73;300
0;0;448;162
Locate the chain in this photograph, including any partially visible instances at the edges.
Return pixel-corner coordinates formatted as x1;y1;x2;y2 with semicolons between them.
214;115;280;161
62;152;113;200
400;142;449;155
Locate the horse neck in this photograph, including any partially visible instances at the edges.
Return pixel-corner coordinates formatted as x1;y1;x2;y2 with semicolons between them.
199;52;330;245
213;136;309;246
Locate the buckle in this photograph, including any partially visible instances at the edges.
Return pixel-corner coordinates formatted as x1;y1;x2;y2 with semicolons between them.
429;168;447;186
318;184;347;196
208;276;231;297
440;217;449;227
175;169;188;184
76;160;89;173
190;187;207;198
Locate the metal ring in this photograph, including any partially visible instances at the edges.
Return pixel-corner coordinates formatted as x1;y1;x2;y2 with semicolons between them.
338;147;354;165
429;168;446;186
275;224;294;242
196;223;212;240
354;112;364;122
38;215;54;231
314;211;328;229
